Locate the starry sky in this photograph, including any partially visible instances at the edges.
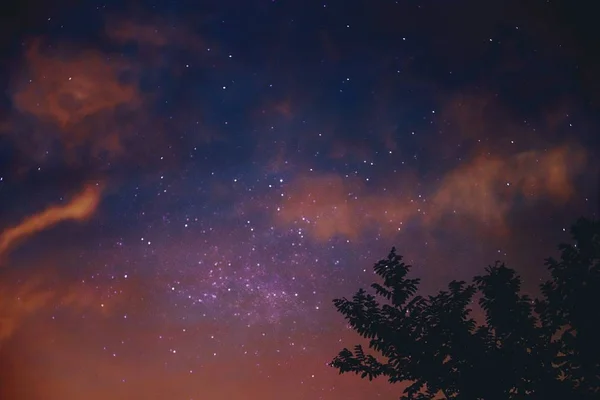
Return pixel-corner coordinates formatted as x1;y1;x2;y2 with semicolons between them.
0;1;598;399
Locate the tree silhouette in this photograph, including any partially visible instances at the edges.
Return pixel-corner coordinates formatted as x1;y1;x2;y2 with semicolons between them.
331;217;599;399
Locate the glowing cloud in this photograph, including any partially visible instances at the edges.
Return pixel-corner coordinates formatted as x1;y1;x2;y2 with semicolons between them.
0;184;103;258
5;39;141;164
426;144;587;229
0;269;124;342
274;144;587;241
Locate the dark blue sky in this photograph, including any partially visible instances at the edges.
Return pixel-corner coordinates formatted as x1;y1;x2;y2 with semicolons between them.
0;1;598;399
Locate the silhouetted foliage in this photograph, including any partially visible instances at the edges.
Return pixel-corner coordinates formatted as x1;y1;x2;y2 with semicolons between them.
331;217;600;399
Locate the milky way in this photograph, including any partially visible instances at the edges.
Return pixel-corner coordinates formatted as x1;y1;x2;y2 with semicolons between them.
0;1;598;399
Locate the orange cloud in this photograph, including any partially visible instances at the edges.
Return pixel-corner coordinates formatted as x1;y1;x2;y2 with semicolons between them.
105;18;205;50
275;172;419;241
106;20;169;46
275;144;587;241
2;18;213;173
13;40;139;128
7;39;140;163
0;270;118;342
104;16;208;76
427;144;587;229
0;184;102;258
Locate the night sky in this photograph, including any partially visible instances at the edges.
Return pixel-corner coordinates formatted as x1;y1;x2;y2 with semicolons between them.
0;1;598;399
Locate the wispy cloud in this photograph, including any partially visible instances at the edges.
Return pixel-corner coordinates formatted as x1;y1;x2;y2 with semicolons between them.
0;183;103;259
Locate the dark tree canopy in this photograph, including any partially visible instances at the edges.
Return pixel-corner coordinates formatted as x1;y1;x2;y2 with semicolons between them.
331;217;600;399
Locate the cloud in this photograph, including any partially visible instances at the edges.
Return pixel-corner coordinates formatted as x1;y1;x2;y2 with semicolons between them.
103;16;209;76
106;20;170;47
3;15;207;172
5;39;141;165
426;146;586;231
426;144;586;229
0;183;103;258
0;269;119;342
105;17;205;50
13;40;139;128
274;172;419;241
274;144;587;241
